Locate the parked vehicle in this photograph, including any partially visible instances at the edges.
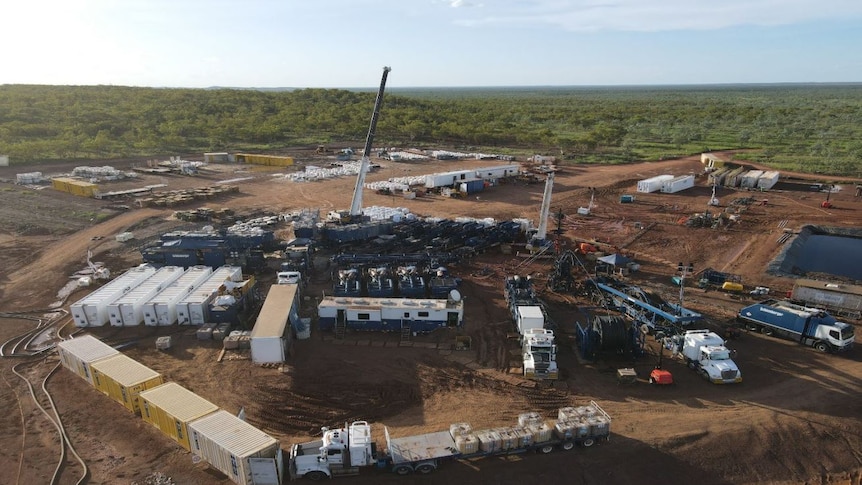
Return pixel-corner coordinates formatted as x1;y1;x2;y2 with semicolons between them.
737;299;855;352
668;329;742;384
288;403;611;480
505;275;558;380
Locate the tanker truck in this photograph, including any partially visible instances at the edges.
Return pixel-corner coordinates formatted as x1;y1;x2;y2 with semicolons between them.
737;299;854;352
288;403;611;480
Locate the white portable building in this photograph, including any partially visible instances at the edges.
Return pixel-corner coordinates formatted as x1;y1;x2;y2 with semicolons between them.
107;266;185;326
757;171;780;190
70;265;157;327
474;164;520;180
739;170;764;189
424;170;475;189
250;284;300;364
57;334;119;386
188;410;282;485
660;175;695;194
176;266;243;325
142;266;213;326
637;175;674;193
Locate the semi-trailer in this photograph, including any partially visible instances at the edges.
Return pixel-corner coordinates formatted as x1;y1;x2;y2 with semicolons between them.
737;299;855;352
505;275;558;380
288;402;611;480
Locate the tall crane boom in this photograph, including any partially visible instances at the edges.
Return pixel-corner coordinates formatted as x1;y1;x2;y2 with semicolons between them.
534;172;555;242
349;66;391;217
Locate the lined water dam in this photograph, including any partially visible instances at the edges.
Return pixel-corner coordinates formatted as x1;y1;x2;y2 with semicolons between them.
769;225;862;280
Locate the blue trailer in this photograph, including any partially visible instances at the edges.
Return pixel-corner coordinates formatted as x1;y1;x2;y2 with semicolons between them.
737;299;855;352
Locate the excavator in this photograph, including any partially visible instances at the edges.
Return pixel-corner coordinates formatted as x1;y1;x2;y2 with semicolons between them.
328;67;391;224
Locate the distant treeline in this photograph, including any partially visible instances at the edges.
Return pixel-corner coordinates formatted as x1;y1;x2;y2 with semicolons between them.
1;83;861;176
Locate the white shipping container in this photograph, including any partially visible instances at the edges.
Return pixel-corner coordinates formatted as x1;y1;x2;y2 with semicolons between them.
636;175;674;193
176;266;243;325
107;266;185;326
188;410;282;485
474;164;520;180
251;284;299;364
739;170;764;189
757;171;780;190
70;265;157;327
57;334;119;386
660;175;695;194
142;266;213;326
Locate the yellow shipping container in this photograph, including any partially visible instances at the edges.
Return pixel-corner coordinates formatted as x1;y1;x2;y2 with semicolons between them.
139;382;219;451
235;153;294;167
52;177;71;192
90;354;163;415
51;177;97;197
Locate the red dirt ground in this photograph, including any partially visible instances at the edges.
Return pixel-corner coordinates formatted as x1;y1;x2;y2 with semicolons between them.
1;150;861;485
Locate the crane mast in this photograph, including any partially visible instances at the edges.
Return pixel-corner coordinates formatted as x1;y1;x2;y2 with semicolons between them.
534;172;555;243
349;66;391;217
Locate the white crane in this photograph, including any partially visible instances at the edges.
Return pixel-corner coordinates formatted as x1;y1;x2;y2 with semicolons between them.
529;172;555;248
348;66;391;218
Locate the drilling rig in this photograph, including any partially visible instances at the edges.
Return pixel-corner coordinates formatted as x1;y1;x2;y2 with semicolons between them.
526;172;555;252
328;66;391;223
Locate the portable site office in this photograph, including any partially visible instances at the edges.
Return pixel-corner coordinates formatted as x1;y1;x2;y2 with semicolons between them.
57;334;119;386
70;265;157;327
250;284;300;364
139;382;219;451
176;266;243;325
90;353;163;415
142;266;213;326
188;410;283;485
107;266;185;326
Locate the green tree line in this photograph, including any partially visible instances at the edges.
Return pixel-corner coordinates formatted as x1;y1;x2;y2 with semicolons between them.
1;83;861;176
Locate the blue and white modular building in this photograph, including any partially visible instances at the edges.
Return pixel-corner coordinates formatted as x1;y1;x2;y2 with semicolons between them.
318;293;464;334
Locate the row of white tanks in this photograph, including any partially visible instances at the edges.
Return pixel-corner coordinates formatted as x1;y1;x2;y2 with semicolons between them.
447;404;610;454
71;265;243;327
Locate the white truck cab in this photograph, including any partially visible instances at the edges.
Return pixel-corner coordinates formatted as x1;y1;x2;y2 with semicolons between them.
277;271;302;285
677;330;742;384
291;422;376;480
522;328;558;380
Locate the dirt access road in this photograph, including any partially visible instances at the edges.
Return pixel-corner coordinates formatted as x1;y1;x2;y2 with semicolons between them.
1;150;861;485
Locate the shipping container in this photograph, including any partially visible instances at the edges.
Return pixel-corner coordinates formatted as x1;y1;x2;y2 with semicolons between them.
139;382;219;451
459;178;485;194
739;170;764;189
660;175;695;194
177;266;243;325
721;282;744;293
57;335;119;386
250;284;300;364
107;266;186;326
204;152;230;163
234;153;294;167
71;265;158;327
757;171;780;190
636;175;674;193
51;177;97;197
723;166;747;187
188;410;282;485
707;167;730;186
792;279;862;318
142;266;213;325
90;354;163;414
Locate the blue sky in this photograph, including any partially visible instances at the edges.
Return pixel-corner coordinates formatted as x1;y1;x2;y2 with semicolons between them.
2;0;861;88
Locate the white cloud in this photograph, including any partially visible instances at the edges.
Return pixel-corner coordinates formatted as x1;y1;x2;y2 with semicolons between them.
448;0;862;31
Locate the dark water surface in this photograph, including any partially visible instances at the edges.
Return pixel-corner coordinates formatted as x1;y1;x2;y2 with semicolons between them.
796;235;862;279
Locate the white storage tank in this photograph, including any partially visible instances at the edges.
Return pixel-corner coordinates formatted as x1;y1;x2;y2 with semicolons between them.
70;265;157;327
107;266;185;326
57;334;119;386
757;171;780;190
660;175;695;194
176;266;243;325
142;266;213;326
636;175;674;193
188;410;282;485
